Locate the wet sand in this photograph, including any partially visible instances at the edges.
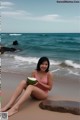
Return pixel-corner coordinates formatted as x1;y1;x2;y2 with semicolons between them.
1;72;80;120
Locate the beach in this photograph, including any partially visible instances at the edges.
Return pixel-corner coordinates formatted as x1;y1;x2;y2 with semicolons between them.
1;71;80;120
1;33;80;119
1;0;80;118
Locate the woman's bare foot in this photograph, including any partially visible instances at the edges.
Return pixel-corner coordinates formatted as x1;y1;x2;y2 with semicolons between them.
8;107;18;117
1;106;11;112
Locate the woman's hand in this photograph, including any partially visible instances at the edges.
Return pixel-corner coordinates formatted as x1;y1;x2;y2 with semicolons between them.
33;81;39;86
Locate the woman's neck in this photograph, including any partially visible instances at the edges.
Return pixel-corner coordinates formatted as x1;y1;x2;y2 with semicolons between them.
38;70;47;74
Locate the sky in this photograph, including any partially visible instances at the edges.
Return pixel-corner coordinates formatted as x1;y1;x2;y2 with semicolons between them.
1;0;80;33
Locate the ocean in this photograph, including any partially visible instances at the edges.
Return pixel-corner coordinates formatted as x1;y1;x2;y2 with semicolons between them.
1;33;80;79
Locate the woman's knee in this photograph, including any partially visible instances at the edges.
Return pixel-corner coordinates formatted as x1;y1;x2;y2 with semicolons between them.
20;80;27;88
27;85;34;90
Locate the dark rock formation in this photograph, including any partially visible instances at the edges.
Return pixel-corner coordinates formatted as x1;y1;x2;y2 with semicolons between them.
39;100;80;115
0;46;17;54
12;40;18;45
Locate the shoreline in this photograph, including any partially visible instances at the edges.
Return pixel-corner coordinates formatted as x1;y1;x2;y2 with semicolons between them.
1;54;80;80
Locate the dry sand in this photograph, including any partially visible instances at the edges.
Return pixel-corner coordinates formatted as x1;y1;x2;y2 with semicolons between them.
1;72;80;120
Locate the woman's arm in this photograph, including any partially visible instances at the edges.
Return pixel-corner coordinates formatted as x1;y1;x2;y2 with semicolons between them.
31;71;53;91
31;70;39;85
31;70;36;78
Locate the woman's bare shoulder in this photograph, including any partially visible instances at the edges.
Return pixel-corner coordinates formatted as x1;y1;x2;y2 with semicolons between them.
47;71;52;76
32;70;37;75
47;71;53;79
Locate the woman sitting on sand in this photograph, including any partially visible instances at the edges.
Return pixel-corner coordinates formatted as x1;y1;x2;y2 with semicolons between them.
1;56;53;116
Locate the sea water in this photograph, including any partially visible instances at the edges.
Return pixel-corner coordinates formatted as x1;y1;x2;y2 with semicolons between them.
1;33;80;79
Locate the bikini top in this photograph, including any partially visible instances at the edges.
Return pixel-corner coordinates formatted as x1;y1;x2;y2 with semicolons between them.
34;71;48;84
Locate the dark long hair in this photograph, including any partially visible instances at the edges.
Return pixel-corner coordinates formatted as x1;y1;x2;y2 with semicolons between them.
36;57;50;72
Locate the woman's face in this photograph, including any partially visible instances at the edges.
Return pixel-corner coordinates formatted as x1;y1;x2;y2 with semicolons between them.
40;61;48;72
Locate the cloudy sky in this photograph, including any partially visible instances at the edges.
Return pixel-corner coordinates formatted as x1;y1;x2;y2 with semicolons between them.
1;0;80;33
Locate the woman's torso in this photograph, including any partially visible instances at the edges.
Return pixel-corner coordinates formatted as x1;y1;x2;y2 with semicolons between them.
34;70;49;93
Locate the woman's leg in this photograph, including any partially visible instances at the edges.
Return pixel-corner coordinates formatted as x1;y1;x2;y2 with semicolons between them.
8;85;47;116
1;80;27;112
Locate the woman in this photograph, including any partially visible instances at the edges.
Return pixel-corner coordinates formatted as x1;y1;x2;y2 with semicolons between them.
1;56;53;116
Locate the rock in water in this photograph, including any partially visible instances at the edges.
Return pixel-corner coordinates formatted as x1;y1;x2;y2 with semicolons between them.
0;46;17;54
12;40;18;45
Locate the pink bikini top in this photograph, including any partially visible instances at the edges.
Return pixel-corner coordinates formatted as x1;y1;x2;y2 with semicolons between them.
34;71;48;84
34;71;49;93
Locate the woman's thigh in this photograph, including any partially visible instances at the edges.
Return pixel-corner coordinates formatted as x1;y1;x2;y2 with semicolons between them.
31;86;48;100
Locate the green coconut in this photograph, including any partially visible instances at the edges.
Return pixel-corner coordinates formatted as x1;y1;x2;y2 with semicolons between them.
27;77;37;85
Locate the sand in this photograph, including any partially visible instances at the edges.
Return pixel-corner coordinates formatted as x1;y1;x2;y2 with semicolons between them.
1;72;80;120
